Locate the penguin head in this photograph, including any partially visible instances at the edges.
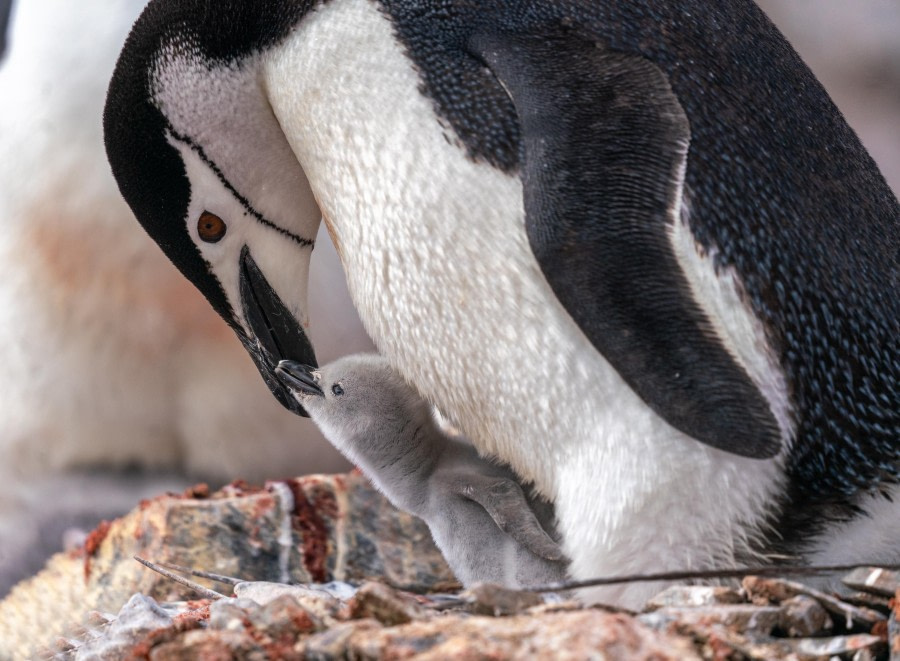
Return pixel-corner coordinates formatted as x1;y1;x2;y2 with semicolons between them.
103;1;319;415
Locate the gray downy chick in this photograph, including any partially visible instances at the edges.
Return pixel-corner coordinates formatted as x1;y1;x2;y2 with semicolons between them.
276;354;569;589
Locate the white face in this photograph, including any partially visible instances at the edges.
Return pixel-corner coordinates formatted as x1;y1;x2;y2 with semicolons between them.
151;47;322;337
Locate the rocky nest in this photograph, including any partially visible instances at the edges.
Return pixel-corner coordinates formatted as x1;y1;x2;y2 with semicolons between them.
1;472;897;660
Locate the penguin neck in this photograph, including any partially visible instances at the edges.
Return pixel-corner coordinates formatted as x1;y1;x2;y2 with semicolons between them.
263;0;549;489
262;0;446;275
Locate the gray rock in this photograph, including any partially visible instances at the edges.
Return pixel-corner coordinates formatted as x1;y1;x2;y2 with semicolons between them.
645;585;745;610
727;633;886;660
778;595;833;637
642;604;783;636
233;581;343;623
790;633;886;659
247;593;328;637
207;598;260;632
743;576;885;630
301;620;382;660
853;648;876;661
463;582;546;617
889;590;900;661
0;472;455;659
843;567;900;599
345;581;432;626
75;594;173;660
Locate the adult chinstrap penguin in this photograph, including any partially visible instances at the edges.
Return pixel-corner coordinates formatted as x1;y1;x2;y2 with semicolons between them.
277;354;569;588
104;0;899;607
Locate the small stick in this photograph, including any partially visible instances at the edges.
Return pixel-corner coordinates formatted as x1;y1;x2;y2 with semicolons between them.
134;556;227;600
528;562;900;593
154;560;243;586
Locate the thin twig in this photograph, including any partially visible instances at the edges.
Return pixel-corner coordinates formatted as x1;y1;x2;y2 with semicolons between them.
133;556;227;600
528;562;900;593
154;560;244;586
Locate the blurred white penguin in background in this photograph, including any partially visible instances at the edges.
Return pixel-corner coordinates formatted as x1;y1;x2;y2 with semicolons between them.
0;0;367;595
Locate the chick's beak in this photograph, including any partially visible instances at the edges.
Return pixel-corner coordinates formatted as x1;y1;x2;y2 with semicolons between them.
276;360;324;397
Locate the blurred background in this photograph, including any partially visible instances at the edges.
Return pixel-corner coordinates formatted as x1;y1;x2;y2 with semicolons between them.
0;0;897;596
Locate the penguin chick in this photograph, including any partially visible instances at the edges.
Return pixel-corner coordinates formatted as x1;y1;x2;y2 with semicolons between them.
277;354;569;589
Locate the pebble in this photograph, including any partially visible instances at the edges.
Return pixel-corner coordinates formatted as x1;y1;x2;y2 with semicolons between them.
345;581;432;625
75;594;174;660
778;595;833;637
743;576;885;630
642;604;783;636
645;585;745;610
842;567;900;599
462;582;545;616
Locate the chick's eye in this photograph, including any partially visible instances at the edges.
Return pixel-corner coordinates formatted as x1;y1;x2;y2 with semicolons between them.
197;211;227;243
331;384;344;396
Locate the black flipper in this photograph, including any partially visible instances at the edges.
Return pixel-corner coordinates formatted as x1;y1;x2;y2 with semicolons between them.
470;30;781;458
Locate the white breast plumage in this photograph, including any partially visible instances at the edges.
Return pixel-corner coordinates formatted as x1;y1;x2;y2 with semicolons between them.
266;0;787;606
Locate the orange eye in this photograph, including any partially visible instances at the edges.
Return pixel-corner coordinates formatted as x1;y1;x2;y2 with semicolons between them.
197;211;227;243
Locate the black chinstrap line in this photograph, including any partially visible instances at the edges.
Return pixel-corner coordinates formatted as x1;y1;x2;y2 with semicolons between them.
166;126;315;249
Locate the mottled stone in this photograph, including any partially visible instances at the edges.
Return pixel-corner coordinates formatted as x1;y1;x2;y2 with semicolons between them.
6;468;898;661
889;588;900;661
73;594;175;660
743;576;885;630
645;585;745;610
346;580;433;625
324;475;457;591
233;581;343;625
642;604;783;636
207;599;259;632
336;610;703;660
789;634;886;658
842;591;893;615
247;593;323;639
463;582;546;616
22;575;900;660
725;632;886;661
854;647;877;661
0;472;453;660
148;629;267;661
843;567;900;599
56;585;709;659
778;595;833;637
301;619;383;660
234;580;356;603
70;596;209;661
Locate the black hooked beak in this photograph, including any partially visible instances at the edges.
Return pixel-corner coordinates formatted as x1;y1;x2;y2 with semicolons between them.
275;360;324;397
239;245;318;417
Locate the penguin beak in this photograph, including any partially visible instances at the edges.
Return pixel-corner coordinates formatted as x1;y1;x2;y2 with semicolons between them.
275;360;324;397
238;246;318;417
